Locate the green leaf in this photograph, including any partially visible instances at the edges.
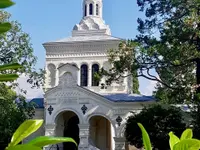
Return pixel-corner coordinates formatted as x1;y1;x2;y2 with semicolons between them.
137;123;152;150
0;22;12;33
169;131;180;150
0;63;21;71
180;129;193;140
9;120;44;147
28;136;77;147
0;0;15;8
173;139;200;150
7;144;41;150
0;74;19;81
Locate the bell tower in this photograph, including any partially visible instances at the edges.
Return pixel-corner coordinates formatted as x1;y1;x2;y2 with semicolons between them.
72;0;111;36
83;0;103;18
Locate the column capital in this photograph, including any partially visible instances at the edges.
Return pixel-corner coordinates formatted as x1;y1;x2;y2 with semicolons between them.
45;123;56;129
78;124;90;129
114;137;126;142
45;124;56;136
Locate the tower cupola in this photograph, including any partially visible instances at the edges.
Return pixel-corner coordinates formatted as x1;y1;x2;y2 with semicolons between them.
72;0;111;36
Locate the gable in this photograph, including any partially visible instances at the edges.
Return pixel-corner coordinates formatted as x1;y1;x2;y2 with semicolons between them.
45;85;113;107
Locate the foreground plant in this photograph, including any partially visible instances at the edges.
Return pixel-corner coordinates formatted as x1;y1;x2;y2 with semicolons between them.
5;119;77;150
138;123;200;150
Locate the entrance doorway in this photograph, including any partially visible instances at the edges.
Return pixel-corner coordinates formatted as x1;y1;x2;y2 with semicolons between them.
89;116;112;150
56;111;80;150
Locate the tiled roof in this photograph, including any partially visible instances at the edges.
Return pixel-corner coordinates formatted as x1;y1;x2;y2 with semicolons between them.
101;93;155;102
30;98;44;108
29;93;154;108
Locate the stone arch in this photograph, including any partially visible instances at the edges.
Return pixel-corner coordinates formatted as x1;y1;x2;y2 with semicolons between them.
80;63;88;86
58;63;64;68
47;63;56;87
86;113;117;136
88;114;116;150
70;63;78;68
52;108;84;124
89;3;93;15
81;23;89;30
91;23;100;30
91;63;100;86
54;110;81;149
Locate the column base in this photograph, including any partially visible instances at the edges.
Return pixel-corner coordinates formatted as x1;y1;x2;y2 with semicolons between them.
114;137;126;150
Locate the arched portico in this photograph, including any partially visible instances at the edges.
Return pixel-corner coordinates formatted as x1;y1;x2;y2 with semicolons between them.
86;113;117;136
54;110;80;150
52;108;84;124
87;114;116;150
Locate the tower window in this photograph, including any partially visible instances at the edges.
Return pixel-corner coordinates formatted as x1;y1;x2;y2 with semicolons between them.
81;64;88;86
96;4;99;15
92;64;99;86
85;5;87;16
89;3;93;15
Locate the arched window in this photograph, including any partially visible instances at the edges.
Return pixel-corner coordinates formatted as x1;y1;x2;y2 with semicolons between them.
81;64;88;86
89;3;93;15
85;5;87;16
96;4;99;15
92;64;99;86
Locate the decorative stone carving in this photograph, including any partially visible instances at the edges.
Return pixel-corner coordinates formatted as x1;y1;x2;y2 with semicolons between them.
114;137;126;150
47;64;56;87
59;97;78;104
59;72;76;87
81;104;88;115
47;105;54;115
116;116;123;127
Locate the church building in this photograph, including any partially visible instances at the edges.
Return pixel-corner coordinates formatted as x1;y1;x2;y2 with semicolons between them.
29;0;155;149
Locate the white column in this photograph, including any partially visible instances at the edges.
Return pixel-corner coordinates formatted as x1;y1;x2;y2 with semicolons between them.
88;63;92;87
114;137;126;150
77;64;81;86
87;4;89;16
45;124;56;136
94;3;96;16
78;124;90;150
55;69;59;86
111;124;115;150
44;124;56;150
100;3;103;18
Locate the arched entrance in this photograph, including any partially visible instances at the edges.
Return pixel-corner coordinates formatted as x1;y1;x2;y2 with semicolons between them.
89;116;113;150
55;111;80;150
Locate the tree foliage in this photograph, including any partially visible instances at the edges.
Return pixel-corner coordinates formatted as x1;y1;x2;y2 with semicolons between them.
125;104;186;150
99;40;140;93
103;0;200;104
0;10;44;89
136;0;200;104
0;83;35;148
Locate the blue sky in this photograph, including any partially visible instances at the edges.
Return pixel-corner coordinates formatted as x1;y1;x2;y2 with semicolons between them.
6;0;156;98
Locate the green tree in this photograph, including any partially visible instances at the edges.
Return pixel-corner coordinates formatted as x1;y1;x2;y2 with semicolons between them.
100;40;140;93
0;83;35;149
103;0;200;102
0;10;44;89
125;104;186;150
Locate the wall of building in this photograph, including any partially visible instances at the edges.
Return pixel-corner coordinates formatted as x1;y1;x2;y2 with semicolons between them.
23;109;45;143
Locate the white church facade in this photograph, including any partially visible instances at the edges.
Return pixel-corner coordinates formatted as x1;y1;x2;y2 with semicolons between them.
29;0;155;149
